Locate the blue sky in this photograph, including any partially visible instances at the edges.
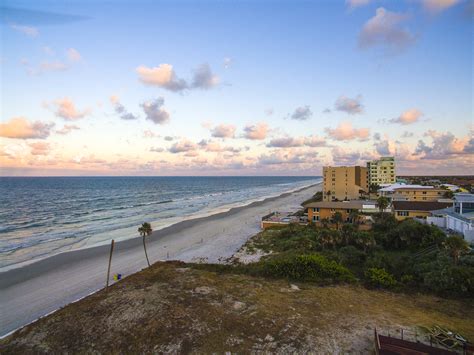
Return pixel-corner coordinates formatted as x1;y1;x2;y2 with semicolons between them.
0;0;472;176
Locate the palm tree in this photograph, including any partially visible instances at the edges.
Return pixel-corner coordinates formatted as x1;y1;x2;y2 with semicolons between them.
444;235;469;265
321;218;330;229
138;222;153;267
331;211;343;230
341;223;356;245
377;196;390;213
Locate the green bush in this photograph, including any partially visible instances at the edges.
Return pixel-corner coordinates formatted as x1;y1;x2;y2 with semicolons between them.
261;254;354;283
365;267;397;289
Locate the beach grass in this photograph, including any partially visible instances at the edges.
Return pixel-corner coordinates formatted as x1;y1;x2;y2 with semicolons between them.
1;261;473;353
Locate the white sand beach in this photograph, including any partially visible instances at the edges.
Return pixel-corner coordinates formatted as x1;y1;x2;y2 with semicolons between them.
0;183;320;337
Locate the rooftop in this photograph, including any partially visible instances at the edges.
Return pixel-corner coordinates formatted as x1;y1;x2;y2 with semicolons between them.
379;183;437;192
454;193;474;203
304;200;376;209
392;201;452;212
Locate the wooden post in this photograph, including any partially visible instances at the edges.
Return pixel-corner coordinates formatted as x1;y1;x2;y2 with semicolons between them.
401;329;404;340
106;239;115;289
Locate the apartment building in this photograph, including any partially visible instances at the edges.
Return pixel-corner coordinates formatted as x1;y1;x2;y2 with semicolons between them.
323;166;368;201
379;184;446;201
367;157;396;185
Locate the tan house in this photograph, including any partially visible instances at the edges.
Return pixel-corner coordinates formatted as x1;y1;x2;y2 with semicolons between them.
392;201;452;221
305;200;378;225
323;166;368;201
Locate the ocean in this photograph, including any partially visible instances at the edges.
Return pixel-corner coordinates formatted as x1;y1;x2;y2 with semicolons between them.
0;176;320;270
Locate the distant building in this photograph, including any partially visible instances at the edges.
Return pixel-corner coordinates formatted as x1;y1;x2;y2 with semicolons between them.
431;193;474;243
392;201;452;221
322;166;368;201
304;200;378;225
379;184;446;202
367;157;396;186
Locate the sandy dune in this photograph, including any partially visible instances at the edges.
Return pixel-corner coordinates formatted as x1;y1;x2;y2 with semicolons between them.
0;183;320;337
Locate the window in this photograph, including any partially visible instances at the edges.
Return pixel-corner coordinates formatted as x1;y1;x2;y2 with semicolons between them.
316;215;320;221
312;216;316;222
313;208;320;213
397;211;409;216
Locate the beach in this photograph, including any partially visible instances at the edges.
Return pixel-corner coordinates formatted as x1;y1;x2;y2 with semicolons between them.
0;182;320;337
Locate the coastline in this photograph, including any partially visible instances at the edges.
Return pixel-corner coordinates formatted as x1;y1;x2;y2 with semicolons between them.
0;178;320;272
0;182;321;337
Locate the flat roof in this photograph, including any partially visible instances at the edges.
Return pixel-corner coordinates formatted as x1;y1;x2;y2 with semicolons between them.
392;201;452;211
304;200;376;209
454;193;474;203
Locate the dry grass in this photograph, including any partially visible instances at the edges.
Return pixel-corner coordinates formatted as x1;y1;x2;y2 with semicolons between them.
1;261;473;353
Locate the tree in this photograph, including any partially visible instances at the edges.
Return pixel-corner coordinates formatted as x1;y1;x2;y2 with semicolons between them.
138;222;153;267
341;223;356;246
332;212;343;230
444;190;454;199
349;209;360;225
444;235;470;264
377;196;390;213
354;231;375;253
369;183;381;194
321;218;330;229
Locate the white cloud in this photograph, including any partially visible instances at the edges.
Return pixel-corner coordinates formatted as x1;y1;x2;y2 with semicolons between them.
10;24;39;37
51;98;91;120
110;96;139;120
136;64;188;92
290;106;312;120
421;0;460;13
0;117;54;139
169;139;198;153
389;108;423;125
136;63;219;92
334;95;364;114
67;48;82;62
56;124;80;135
141;98;170;124
28;142;50;155
210;124;236;138
358;7;416;54
191;63;220;89
223;57;232;69
346;0;372;9
243;122;269;140
325;121;370;141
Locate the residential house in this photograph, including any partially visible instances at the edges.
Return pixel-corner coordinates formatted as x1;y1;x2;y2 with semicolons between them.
392;201;452;221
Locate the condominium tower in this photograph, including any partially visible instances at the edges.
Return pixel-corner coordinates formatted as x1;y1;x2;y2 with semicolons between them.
367;157;396;186
323;166;368;201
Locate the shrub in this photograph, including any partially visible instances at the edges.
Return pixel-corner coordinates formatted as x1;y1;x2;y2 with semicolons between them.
365;267;397;289
338;246;367;267
261;254;354;283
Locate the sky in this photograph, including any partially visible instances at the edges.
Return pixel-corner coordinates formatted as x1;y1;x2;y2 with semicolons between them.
0;0;473;176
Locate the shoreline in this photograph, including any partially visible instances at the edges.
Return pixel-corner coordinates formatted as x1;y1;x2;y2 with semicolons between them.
0;179;320;273
0;182;321;337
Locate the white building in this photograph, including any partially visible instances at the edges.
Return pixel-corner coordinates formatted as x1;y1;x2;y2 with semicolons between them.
431;193;474;244
367;157;396;186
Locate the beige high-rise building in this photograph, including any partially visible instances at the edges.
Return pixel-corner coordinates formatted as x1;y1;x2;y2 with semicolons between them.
323;166;368;201
367;157;396;186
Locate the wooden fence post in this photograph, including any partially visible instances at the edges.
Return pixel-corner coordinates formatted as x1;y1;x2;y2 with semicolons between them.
106;239;115;289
